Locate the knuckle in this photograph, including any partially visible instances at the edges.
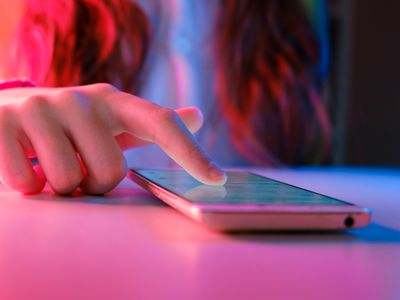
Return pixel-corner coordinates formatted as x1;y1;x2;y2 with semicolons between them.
46;159;83;194
83;83;118;97
49;172;83;195
1;172;41;194
22;95;50;114
93;159;127;189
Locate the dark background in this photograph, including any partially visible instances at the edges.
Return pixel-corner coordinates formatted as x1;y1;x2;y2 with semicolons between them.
329;0;400;166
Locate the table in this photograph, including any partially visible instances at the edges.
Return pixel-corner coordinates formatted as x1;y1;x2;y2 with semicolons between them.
0;167;399;300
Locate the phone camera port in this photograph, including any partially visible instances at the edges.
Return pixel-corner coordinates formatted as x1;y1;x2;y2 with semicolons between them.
344;216;355;228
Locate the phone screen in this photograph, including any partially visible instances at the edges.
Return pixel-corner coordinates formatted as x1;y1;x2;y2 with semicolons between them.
135;169;351;206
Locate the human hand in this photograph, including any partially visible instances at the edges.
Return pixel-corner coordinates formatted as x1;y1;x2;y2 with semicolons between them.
0;83;226;195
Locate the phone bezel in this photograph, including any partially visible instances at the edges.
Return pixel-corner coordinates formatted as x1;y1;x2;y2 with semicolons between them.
127;169;372;231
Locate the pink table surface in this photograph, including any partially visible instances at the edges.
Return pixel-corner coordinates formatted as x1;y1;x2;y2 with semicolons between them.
0;167;399;300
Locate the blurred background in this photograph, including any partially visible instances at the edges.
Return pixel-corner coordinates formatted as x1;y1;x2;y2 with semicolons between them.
327;0;400;166
1;0;399;167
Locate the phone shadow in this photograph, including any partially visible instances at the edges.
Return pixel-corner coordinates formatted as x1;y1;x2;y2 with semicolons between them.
230;222;400;244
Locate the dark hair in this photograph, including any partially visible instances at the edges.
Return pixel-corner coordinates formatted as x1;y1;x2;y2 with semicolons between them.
215;0;331;165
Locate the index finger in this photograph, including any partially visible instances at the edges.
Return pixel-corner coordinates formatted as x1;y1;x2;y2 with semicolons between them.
109;92;227;185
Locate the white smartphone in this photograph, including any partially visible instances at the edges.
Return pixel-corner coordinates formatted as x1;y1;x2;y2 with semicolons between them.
128;169;371;231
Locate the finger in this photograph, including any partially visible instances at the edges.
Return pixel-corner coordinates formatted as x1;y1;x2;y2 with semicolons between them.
115;106;204;150
60;95;127;194
19;102;83;194
77;128;127;195
109;93;226;185
0;110;45;194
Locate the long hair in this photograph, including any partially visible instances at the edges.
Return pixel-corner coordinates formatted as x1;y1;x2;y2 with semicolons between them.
15;0;149;93
13;0;331;165
215;0;331;165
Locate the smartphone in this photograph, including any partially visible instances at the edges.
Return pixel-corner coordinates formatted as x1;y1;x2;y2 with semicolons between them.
128;169;371;231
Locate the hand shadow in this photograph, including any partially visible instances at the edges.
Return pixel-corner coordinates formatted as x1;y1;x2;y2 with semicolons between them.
22;178;166;206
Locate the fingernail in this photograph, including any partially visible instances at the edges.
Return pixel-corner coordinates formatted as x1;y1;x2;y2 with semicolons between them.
208;163;227;184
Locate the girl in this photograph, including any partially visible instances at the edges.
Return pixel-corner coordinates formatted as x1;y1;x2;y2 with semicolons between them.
0;0;330;194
